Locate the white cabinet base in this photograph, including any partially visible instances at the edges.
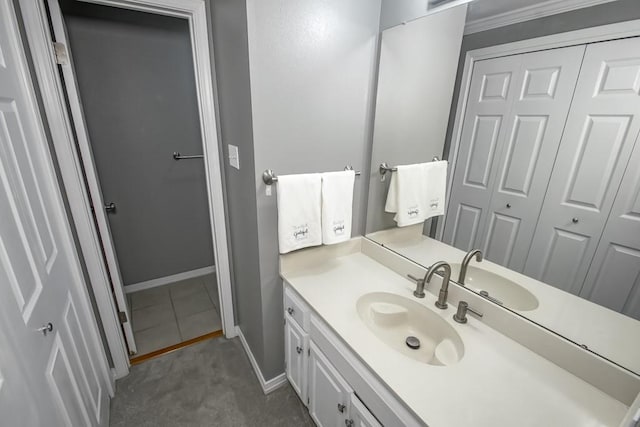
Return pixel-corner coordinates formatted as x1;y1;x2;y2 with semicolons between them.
283;285;421;427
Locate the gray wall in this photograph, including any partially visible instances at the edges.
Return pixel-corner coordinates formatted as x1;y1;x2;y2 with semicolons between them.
244;0;381;380
443;0;640;160
211;0;381;380
63;4;214;285
379;0;431;30
208;0;265;370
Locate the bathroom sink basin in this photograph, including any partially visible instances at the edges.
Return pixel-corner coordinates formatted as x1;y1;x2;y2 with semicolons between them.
356;292;464;366
449;264;539;311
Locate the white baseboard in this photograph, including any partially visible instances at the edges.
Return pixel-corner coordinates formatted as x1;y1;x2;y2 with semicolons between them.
124;265;216;293
236;326;287;394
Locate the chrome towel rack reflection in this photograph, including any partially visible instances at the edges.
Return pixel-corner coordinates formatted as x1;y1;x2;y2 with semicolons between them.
262;166;361;185
173;152;204;160
379;157;440;177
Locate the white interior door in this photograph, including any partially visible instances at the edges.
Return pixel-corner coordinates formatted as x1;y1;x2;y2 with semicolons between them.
443;45;584;273
476;46;584;272
0;1;111;425
443;53;523;250
580;130;640;319
524;37;640;294
46;0;137;354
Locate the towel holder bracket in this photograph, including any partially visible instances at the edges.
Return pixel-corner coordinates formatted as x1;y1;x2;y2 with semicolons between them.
262;166;360;185
379;157;440;176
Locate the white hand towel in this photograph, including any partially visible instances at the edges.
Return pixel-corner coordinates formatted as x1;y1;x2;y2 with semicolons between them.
424;160;447;218
321;170;355;245
385;161;448;227
277;173;322;254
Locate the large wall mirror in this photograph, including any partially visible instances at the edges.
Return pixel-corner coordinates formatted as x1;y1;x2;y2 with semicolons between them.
365;1;640;375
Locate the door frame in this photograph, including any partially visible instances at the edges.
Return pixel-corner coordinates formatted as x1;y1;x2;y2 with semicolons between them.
436;18;640;241
19;0;236;379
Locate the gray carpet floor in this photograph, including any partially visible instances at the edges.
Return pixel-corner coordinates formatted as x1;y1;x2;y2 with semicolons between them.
110;337;314;426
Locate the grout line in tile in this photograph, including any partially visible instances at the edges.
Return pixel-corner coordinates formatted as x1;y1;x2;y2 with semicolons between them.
168;285;183;342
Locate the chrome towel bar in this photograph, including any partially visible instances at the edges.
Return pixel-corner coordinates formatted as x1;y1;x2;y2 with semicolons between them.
173;152;204;160
379;157;440;176
262;166;361;185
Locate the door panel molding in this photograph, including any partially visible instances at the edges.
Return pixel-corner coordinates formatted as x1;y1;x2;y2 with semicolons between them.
438;18;640;240
0;3;111;425
18;0;130;378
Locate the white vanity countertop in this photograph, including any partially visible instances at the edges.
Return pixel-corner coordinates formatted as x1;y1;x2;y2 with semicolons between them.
368;225;640;374
281;242;629;426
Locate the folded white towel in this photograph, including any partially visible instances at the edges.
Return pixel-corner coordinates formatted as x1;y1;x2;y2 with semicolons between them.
277;173;322;254
424;160;447;218
321;170;355;245
385;161;447;227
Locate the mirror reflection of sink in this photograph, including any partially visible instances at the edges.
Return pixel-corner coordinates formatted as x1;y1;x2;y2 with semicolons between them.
356;292;464;366
449;264;539;311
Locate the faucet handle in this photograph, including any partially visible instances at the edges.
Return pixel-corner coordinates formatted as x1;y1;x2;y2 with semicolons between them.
407;274;423;283
407;274;426;298
453;301;483;324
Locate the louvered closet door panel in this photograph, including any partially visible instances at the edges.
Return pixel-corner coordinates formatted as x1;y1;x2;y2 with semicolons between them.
580;130;640;319
443;55;522;250
479;46;585;271
524;37;640;294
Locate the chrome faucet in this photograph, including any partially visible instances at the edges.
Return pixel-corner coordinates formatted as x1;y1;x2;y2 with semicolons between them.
407;261;452;308
425;261;452;309
458;249;483;285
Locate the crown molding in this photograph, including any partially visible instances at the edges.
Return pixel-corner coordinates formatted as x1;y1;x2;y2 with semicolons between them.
464;0;620;35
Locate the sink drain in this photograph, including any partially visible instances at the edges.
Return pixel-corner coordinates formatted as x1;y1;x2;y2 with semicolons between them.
405;336;420;350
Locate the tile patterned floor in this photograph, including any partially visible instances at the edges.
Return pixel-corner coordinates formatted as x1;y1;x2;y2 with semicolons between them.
128;274;222;357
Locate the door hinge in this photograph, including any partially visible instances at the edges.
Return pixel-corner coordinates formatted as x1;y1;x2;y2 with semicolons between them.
53;42;69;65
118;311;128;324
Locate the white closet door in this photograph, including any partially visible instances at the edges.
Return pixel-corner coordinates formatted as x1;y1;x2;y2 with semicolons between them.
0;2;110;425
444;54;522;250
444;45;584;263
524;37;640;294
580;130;640;319
478;46;584;271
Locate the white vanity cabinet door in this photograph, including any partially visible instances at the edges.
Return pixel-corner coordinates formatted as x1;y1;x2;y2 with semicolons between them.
285;317;309;405
308;342;352;427
347;394;382;427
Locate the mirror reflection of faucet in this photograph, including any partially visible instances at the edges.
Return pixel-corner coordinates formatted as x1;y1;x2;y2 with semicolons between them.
459;249;483;285
479;290;503;305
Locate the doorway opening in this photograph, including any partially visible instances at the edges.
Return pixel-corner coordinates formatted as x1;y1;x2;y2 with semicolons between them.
57;0;223;361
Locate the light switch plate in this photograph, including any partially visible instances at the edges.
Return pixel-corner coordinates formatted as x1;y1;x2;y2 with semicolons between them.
228;144;240;169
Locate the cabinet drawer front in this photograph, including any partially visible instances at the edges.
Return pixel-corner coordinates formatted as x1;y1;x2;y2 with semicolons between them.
284;285;309;330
